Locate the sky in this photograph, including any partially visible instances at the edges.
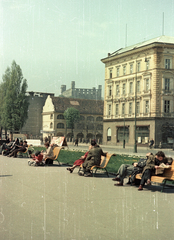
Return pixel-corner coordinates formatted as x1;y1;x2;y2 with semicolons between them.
1;0;174;96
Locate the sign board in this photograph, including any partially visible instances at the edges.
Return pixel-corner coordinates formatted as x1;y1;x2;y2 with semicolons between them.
51;137;68;147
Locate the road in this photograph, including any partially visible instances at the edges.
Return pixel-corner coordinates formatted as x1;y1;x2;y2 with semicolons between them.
67;142;174;158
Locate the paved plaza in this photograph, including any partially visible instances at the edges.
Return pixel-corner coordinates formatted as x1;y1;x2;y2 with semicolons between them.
0;151;174;240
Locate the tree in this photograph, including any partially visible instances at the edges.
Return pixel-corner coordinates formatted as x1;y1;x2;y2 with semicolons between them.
64;107;80;139
0;61;29;136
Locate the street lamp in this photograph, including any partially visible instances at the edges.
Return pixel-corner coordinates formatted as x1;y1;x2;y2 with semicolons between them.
123;112;125;148
134;55;148;153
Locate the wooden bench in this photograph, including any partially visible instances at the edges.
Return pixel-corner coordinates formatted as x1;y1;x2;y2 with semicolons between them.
79;153;116;177
45;146;62;165
135;161;174;192
17;145;32;158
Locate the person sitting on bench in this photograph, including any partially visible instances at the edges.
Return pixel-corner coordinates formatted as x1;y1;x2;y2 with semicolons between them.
41;142;54;165
66;145;92;173
7;141;28;158
138;151;171;191
80;139;107;177
113;152;152;186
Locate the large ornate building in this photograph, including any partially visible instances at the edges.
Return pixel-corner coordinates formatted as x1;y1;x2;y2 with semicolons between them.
101;36;174;148
42;95;103;143
61;81;102;100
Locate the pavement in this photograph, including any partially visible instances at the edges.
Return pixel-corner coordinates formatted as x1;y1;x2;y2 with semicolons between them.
0;147;174;240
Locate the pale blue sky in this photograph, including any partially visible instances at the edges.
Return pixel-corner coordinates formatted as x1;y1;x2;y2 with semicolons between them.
1;0;174;96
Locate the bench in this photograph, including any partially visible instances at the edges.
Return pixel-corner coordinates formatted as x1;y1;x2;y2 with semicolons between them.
17;145;33;158
135;161;174;192
79;153;116;177
45;146;62;165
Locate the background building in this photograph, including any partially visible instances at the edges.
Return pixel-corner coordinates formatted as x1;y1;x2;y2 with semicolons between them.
20;92;54;138
61;81;102;100
42;96;104;143
101;36;174;148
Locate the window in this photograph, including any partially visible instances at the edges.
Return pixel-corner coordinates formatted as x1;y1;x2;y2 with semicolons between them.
87;116;94;121
109;69;112;78
123;66;126;75
116;85;119;96
129;102;132;114
164;100;170;113
165;78;170;91
130;64;133;74
137;81;140;93
165;59;171;69
107;128;111;141
145;79;149;91
116;104;119;116
136;102;140;114
145;101;149;113
137;62;141;72
96;116;103;121
50;122;53;128
122;103;125;115
108;105;111;116
146;60;150;70
80;115;85;121
123;83;126;95
117;67;120;77
50;114;53;119
108;85;112;97
57;123;64;128
57;114;64;119
129;82;133;94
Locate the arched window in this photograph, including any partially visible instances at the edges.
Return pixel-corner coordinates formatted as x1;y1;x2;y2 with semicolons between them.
50;122;53;128
50;114;53;119
107;128;111;141
57;114;64;119
87;116;94;121
96;116;103;121
80;115;85;121
57;123;64;129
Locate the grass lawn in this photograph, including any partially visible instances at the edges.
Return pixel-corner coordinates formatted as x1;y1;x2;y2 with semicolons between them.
31;146;140;173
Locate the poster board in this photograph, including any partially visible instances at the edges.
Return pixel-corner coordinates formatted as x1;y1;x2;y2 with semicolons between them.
51;137;68;147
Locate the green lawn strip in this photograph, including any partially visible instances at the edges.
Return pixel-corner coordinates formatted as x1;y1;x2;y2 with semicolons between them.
32;147;140;173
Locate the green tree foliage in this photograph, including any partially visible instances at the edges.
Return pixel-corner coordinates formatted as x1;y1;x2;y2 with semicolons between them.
0;61;29;132
64;107;80;137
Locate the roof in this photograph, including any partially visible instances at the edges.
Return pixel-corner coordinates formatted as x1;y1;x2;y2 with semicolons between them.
102;35;174;60
51;97;104;115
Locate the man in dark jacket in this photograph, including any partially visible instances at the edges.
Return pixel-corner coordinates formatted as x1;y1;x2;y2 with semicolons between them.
81;139;107;177
138;151;172;190
113;152;152;186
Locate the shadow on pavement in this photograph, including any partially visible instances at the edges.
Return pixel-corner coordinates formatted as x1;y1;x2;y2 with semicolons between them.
0;175;13;177
131;183;174;193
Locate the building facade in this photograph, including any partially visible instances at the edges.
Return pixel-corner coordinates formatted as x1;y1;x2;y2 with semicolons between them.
42;96;103;143
101;36;174;148
61;81;102;100
20;92;54;138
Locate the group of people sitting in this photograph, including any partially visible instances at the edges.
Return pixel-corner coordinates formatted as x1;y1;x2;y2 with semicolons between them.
0;138;28;158
67;139;107;177
66;140;173;189
0;138;58;167
112;151;173;191
28;142;56;166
